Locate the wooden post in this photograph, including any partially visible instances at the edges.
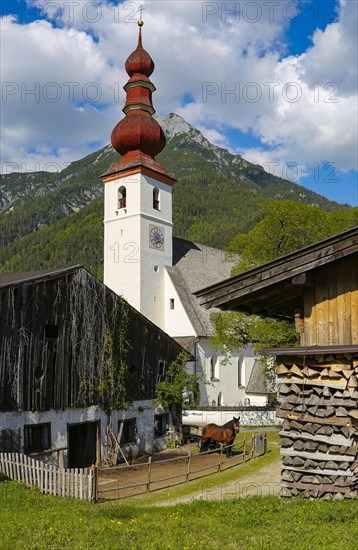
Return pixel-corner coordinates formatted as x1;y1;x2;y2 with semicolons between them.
40;462;45;494
243;438;246;462
218;444;224;472
91;465;98;502
186;451;192;482
146;457;152;492
16;453;21;481
74;468;78;499
252;434;254;459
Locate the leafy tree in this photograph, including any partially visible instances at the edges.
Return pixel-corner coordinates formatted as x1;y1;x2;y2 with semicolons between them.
227;200;358;274
211;200;358;384
210;311;299;390
154;352;201;436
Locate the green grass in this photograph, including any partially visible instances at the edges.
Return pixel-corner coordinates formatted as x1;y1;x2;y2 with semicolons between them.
1;432;357;549
1;480;358;550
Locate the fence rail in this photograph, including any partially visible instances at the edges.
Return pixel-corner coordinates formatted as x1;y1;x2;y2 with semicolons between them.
96;433;267;502
0;434;267;503
0;452;94;501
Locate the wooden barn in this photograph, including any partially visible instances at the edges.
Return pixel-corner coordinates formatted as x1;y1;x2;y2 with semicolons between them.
196;227;358;499
0;266;184;468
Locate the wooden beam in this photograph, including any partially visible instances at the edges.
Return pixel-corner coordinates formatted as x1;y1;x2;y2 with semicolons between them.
292;273;314;287
197;234;358;310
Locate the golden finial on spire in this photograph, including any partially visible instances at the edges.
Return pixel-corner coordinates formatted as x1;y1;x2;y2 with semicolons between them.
138;4;144;26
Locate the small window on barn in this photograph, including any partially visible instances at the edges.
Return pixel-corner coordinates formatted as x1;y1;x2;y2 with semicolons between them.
34;366;43;381
24;423;51;454
154;413;169;437
118;419;137;445
153;187;160;210
45;324;58;339
169;298;175;310
118;186;127;209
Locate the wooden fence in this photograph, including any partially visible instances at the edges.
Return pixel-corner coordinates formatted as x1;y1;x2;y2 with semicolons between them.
96;433;267;502
0;452;94;501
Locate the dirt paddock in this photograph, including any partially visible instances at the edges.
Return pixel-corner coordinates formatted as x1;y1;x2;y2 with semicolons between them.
97;440;256;501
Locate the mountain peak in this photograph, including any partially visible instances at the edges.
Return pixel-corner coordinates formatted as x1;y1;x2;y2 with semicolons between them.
155;113;228;162
154;113;193;140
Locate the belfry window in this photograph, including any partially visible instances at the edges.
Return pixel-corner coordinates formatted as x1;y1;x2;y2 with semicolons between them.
153;187;160;210
118;186;127;209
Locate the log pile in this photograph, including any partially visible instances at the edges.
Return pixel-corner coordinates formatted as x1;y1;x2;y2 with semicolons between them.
276;352;358;499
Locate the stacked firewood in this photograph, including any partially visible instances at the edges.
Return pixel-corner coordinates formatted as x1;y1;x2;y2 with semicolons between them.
276;353;358;499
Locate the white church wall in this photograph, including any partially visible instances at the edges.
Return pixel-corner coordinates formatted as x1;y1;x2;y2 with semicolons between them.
103;173;142;309
188;339;268;407
164;270;196;336
139;174;173;327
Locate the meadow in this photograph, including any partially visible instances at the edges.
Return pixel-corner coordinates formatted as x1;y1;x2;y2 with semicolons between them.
1;431;357;550
1;477;358;550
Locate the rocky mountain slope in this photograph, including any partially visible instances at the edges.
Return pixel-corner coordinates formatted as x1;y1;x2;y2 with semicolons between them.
0;113;349;274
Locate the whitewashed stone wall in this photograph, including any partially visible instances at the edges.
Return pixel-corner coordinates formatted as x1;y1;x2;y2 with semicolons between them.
183;407;281;427
0;400;170;466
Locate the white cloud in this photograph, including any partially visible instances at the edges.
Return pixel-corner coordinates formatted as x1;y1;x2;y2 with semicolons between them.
1;0;357;183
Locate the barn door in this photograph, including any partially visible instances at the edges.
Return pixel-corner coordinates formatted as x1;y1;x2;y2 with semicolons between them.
68;422;98;468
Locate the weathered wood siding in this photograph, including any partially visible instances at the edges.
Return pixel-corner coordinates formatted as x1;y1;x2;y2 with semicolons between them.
0;268;182;412
303;256;358;346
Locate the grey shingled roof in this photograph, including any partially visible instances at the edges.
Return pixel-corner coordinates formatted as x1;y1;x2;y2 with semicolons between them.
168;238;236;337
174;337;196;353
245;362;268;395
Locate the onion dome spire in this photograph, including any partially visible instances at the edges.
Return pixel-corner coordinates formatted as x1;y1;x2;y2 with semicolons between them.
102;20;173;182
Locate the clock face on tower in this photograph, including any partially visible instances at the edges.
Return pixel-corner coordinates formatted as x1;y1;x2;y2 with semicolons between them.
149;224;165;251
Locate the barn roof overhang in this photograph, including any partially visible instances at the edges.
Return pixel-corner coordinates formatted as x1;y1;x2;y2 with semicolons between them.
260;345;358;356
0;265;82;290
194;227;358;319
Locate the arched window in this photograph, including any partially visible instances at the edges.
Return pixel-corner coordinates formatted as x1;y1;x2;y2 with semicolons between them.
217;392;222;406
238;356;244;387
118;186;126;209
153;187;160;210
210;354;218;380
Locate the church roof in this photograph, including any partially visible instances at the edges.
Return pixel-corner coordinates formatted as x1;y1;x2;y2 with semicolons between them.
245;362;268;395
168;238;236;337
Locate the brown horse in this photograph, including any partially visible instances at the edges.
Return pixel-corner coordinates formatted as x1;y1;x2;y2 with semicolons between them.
200;417;240;456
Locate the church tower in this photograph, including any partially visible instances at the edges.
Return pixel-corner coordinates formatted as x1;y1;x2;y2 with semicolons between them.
101;21;176;328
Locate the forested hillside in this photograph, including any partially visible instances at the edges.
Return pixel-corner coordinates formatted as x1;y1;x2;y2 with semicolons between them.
0;114;352;276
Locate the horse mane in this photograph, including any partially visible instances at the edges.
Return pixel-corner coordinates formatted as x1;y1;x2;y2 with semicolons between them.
222;418;236;428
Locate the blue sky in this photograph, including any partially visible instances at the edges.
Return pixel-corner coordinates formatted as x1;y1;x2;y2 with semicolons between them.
1;0;357;206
